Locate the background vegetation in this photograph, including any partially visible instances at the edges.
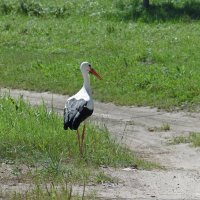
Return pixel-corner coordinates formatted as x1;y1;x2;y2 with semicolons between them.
0;0;200;110
0;95;157;199
0;95;153;171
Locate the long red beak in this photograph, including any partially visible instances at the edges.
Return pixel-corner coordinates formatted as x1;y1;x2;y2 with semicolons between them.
89;68;102;80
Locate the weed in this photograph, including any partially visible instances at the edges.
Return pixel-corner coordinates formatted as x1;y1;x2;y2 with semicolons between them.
189;132;200;147
171;135;190;144
10;182;80;200
171;132;200;147
148;123;170;132
160;123;170;131
95;171;116;184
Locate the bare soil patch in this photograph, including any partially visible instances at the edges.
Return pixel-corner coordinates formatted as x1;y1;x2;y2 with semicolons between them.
1;88;200;199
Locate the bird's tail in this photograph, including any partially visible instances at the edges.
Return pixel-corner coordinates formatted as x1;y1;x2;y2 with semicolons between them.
64;108;68;130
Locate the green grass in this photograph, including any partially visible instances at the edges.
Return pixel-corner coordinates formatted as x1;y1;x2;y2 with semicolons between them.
0;96;157;199
10;184;81;200
0;0;200;110
172;132;200;147
0;96;156;177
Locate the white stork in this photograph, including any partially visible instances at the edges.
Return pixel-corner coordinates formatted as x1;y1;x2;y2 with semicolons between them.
64;62;102;155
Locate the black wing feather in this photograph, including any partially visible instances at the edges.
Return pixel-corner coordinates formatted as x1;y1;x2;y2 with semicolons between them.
64;98;93;130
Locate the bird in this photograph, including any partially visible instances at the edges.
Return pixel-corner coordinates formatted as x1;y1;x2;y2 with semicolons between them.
64;62;102;155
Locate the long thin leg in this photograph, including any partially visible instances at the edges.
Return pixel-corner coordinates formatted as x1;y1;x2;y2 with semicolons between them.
77;129;81;153
80;123;86;156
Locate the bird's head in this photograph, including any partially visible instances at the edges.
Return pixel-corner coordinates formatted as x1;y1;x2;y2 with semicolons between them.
80;62;102;80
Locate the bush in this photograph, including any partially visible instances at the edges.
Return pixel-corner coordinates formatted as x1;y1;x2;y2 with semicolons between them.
114;0;200;22
0;0;69;17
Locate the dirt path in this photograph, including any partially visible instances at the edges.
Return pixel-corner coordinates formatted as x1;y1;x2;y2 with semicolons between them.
1;88;200;199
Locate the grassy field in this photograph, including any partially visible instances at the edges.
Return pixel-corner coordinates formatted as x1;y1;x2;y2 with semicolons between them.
0;95;155;169
0;95;157;199
0;0;200;110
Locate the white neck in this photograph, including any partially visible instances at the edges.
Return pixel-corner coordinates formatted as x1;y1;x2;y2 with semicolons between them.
82;71;91;96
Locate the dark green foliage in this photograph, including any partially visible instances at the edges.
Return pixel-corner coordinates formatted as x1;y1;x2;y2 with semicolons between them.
19;1;68;17
1;0;200;21
0;1;15;14
0;0;69;17
115;0;200;22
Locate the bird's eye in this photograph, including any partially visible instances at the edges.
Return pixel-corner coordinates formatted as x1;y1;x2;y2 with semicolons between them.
88;64;91;67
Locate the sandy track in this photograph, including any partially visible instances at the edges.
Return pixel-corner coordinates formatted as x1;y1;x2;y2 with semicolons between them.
0;88;200;199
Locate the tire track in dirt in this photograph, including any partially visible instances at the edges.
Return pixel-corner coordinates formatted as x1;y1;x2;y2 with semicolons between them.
1;88;200;199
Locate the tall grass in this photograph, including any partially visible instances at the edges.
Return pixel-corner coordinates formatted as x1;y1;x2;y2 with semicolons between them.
0;96;156;181
0;0;200;110
10;184;80;200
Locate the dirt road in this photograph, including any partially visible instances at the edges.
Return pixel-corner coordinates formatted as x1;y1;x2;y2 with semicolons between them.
1;88;200;199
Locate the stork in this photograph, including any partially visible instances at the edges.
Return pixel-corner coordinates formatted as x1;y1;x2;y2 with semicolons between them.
64;62;102;155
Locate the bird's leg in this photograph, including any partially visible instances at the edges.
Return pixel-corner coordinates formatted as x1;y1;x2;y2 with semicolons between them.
80;123;86;156
77;129;81;153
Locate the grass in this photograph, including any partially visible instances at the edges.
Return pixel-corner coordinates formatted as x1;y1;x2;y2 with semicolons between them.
0;95;158;198
10;184;80;200
0;0;200;110
148;123;170;132
9;181;96;200
0;96;156;178
172;132;200;147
